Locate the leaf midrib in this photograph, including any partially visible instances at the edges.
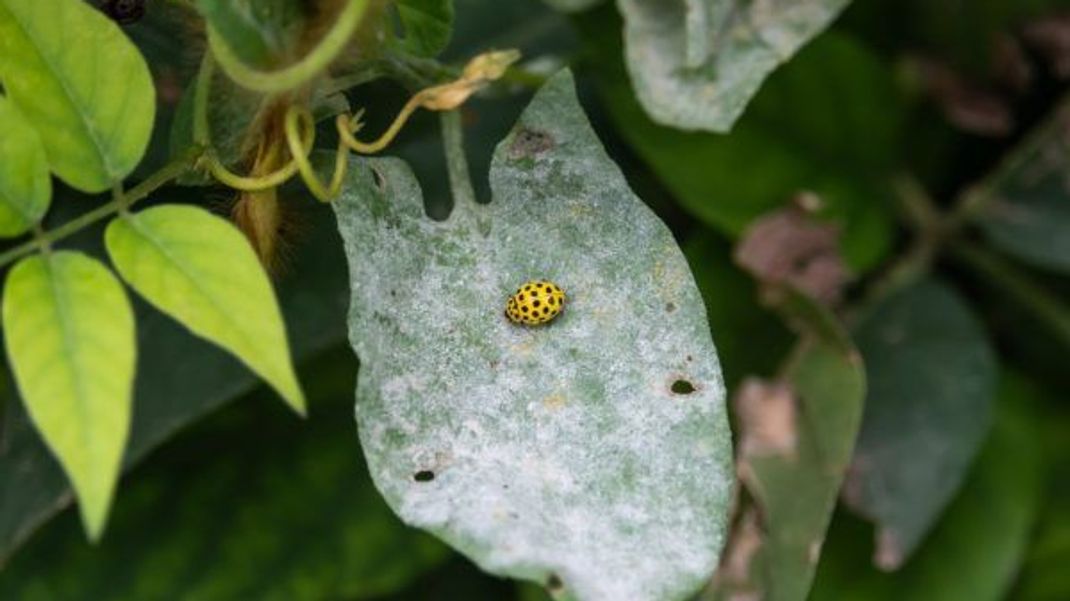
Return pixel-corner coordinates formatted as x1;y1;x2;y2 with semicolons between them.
121;214;275;379
40;256;95;474
0;1;117;180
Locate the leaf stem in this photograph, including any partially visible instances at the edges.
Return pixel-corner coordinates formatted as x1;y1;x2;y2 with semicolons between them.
951;94;1070;225
207;0;370;93
192;52;214;147
0;153;198;270
856;176;943;312
440;110;477;209
948;240;1070;348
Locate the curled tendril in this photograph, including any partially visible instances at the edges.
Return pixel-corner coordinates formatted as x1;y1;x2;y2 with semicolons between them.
284;106;349;202
206;0;371;93
339;49;521;155
203;120;315;192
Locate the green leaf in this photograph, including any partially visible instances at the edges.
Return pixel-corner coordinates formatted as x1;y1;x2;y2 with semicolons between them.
0;351;449;600
105;205;305;415
590;28;899;271
0;201;348;565
334;71;733;600
617;0;850;132
194;0;306;68
392;0;455;57
844;279;997;568
1;252;136;541
0;95;49;237
970;96;1070;275
1015;400;1070;601
0;0;155;192
708;292;864;601
811;371;1047;601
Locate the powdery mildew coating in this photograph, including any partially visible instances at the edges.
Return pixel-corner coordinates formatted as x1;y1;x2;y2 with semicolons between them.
619;0;850;132
334;71;733;601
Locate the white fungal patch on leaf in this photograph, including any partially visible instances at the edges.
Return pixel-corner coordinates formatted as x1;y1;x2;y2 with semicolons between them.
333;71;733;601
619;0;851;132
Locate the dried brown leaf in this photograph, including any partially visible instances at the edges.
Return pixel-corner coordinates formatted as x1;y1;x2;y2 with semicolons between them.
734;202;849;306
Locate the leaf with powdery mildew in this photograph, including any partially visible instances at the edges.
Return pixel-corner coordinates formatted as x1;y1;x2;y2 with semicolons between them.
2;253;136;541
105;205;305;415
0;0;155;192
333;71;733;601
618;0;850;132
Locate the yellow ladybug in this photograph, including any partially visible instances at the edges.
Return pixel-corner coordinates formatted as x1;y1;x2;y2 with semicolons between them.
505;280;565;325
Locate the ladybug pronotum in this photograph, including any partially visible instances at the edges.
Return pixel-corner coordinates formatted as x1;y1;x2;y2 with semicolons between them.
505;280;565;326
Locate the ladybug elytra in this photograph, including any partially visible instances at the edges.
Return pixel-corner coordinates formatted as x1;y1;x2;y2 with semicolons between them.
505;280;565;326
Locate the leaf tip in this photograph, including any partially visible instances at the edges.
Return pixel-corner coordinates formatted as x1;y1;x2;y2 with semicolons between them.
76;487;115;545
281;381;307;418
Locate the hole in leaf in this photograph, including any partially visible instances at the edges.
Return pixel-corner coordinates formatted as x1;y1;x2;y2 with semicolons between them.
371;167;387;191
546;573;564;593
508;127;555;159
413;470;435;482
671;379;696;395
665;302;676;313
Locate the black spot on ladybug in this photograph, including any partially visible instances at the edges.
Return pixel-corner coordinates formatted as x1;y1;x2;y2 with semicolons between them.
101;0;145;25
519;293;525;300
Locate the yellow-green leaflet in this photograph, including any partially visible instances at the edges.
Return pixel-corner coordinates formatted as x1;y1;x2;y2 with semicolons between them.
0;0;155;192
0;95;50;237
105;205;305;415
2;252;136;541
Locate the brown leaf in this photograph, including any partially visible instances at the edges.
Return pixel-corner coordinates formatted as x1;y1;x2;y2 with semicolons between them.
734;378;799;460
1022;14;1070;79
914;57;1014;136
714;507;764;593
734;201;849;306
991;33;1034;93
875;526;905;571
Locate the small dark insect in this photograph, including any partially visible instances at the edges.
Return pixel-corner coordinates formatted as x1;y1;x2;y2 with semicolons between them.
101;0;146;25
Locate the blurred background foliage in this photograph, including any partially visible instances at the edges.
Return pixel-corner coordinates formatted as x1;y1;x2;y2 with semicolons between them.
1;0;1068;599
